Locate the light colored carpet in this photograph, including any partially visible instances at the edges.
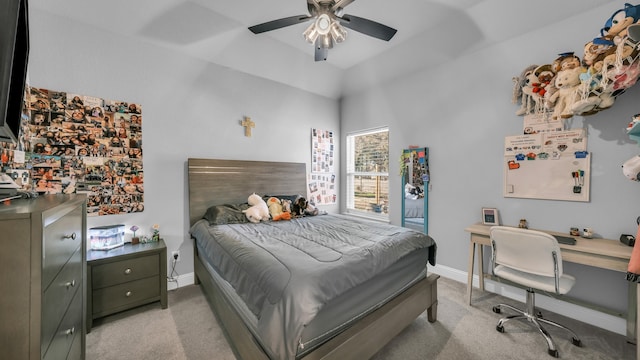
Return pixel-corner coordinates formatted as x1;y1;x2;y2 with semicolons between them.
87;276;635;359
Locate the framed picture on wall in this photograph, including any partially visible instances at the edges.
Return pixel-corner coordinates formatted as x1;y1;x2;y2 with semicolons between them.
482;208;499;226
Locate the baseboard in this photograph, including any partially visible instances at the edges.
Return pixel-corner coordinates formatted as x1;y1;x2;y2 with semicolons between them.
430;264;627;336
167;272;195;291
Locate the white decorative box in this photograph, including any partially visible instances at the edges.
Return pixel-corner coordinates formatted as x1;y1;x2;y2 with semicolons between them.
89;224;125;251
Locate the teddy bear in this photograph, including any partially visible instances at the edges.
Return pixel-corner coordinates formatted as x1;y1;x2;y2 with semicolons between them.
266;197;291;221
546;66;583;120
242;193;270;223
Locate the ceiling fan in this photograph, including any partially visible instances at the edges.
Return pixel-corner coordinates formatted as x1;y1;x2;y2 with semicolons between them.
248;0;397;61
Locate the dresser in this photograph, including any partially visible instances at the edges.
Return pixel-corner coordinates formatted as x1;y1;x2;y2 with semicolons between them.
87;239;167;331
0;195;87;360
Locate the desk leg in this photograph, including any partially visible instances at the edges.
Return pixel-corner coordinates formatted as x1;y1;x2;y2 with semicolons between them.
477;243;485;292
467;242;476;305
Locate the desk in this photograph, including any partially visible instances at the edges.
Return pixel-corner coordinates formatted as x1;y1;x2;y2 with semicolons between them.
465;223;635;341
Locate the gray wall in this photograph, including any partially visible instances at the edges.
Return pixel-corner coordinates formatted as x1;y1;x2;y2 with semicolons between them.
27;9;340;277
27;1;636;323
340;3;638;314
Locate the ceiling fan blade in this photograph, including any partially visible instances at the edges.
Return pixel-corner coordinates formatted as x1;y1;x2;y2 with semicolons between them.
248;15;312;34
315;43;328;61
338;14;397;41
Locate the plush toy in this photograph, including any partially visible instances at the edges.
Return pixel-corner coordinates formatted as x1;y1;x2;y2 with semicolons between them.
242;193;270;223
404;183;423;199
292;196;319;217
583;37;616;72
281;199;292;214
601;3;640;45
552;52;581;73
531;64;555;99
304;201;319;216
512;64;538;116
547;66;583;120
266;197;291;221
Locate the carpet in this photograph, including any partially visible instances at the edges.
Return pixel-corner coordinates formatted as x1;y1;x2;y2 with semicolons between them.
87;276;635;359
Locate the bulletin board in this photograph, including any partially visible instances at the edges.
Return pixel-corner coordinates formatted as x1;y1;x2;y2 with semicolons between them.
503;130;590;202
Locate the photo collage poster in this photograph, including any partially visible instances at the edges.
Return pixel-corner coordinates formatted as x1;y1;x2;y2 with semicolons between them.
309;128;336;205
0;86;144;216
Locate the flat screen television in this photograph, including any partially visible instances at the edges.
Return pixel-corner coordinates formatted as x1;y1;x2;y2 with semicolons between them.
0;0;30;144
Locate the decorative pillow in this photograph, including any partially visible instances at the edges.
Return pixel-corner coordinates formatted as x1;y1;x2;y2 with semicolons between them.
203;203;250;225
262;194;301;203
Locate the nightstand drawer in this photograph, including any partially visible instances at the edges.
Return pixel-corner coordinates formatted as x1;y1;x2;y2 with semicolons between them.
43;288;82;360
43;204;83;288
92;254;159;289
42;247;82;353
92;276;160;315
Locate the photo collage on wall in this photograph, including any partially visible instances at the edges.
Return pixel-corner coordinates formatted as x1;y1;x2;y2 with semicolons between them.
0;86;144;216
309;128;336;205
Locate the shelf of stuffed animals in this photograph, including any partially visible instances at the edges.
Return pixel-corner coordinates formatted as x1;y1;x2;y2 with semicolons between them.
626;114;640;146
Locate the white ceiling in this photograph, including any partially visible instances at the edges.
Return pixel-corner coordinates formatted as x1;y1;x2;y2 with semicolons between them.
30;0;614;99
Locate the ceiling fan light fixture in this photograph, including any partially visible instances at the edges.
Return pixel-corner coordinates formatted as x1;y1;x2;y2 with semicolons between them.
315;14;332;35
321;34;333;49
303;22;319;43
329;21;347;43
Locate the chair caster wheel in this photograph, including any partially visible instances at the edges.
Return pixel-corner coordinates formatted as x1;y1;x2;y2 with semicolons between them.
496;325;504;333
548;349;559;357
536;311;543;318
572;338;582;347
492;306;501;314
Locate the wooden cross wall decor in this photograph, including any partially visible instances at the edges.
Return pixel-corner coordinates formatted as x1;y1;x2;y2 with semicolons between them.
241;117;255;137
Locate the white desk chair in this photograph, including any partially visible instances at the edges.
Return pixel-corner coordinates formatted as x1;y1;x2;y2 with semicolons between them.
489;226;582;358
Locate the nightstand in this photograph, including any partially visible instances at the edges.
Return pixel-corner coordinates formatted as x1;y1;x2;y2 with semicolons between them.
87;239;168;331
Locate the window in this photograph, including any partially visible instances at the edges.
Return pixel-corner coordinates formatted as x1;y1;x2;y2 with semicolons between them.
346;127;389;218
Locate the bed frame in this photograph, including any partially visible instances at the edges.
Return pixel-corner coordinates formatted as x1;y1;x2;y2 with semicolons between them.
187;158;439;359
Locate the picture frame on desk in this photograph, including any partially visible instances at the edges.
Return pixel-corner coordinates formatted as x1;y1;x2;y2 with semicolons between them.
482;208;499;225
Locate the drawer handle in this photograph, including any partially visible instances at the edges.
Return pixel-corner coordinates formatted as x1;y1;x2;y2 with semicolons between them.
62;232;77;240
124;268;132;275
65;280;76;288
65;327;75;336
125;291;132;297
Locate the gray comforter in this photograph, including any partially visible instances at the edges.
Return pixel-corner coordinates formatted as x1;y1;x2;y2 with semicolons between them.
190;214;436;359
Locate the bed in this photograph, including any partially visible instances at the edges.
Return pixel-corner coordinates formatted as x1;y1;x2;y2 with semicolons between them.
404;198;424;219
188;158;439;360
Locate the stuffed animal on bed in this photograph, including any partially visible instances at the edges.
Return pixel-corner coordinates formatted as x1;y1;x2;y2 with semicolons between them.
281;199;292;214
266;197;291;221
242;193;270;223
292;196;319;217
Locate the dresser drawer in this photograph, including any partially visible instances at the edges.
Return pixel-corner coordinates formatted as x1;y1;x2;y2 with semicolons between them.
42;247;82;354
92;276;160;315
92;253;159;289
43;289;82;360
43;204;83;288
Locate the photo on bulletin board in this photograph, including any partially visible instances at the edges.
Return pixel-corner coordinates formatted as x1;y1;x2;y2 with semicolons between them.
311;128;334;173
482;208;500;225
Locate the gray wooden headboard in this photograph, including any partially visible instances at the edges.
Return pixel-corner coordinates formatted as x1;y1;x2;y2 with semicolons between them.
187;158;307;226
